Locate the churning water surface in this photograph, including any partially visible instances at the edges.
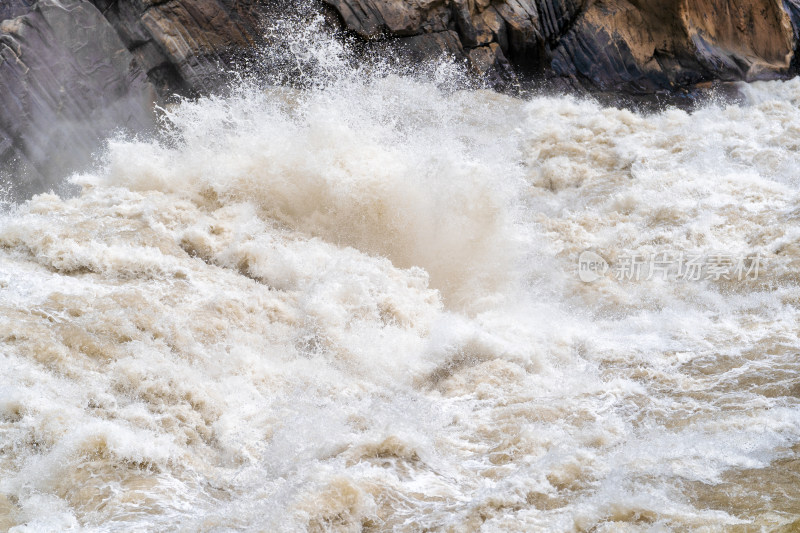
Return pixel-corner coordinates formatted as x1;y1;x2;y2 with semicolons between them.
1;20;799;533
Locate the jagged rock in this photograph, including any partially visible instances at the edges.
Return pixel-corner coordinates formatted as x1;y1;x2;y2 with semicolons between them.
0;0;156;197
397;30;465;62
88;0;264;96
552;0;794;92
324;0;800;95
329;0;454;38
469;42;516;86
0;0;267;198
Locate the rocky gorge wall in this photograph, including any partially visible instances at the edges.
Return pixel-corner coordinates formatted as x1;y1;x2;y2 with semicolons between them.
2;0;800;196
324;0;800;94
0;0;264;197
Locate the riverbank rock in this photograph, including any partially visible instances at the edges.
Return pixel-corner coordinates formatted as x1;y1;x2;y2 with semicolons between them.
323;0;799;95
0;0;156;197
0;0;265;197
88;0;263;96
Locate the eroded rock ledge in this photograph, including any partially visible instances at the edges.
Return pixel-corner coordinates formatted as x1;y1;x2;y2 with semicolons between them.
324;0;800;94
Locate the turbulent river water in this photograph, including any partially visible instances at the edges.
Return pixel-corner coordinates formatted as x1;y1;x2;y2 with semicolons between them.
1;22;800;532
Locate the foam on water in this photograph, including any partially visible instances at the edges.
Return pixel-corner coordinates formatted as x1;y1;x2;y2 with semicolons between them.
1;18;799;532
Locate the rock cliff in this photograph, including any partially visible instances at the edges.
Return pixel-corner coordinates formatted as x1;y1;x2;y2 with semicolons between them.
89;0;264;95
0;0;264;197
0;0;155;196
323;0;800;95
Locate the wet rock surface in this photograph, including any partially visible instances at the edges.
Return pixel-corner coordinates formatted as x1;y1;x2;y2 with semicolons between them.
324;0;800;97
0;0;157;198
0;0;265;197
88;0;264;96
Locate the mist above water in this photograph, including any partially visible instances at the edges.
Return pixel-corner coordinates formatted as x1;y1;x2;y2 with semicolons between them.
1;13;799;533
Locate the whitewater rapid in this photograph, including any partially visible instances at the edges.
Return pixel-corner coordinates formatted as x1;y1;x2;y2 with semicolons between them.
1;39;800;531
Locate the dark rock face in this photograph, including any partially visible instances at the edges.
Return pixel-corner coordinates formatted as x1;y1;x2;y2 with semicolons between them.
0;0;37;21
0;0;157;197
88;0;263;96
553;0;794;92
323;0;799;95
0;0;265;198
